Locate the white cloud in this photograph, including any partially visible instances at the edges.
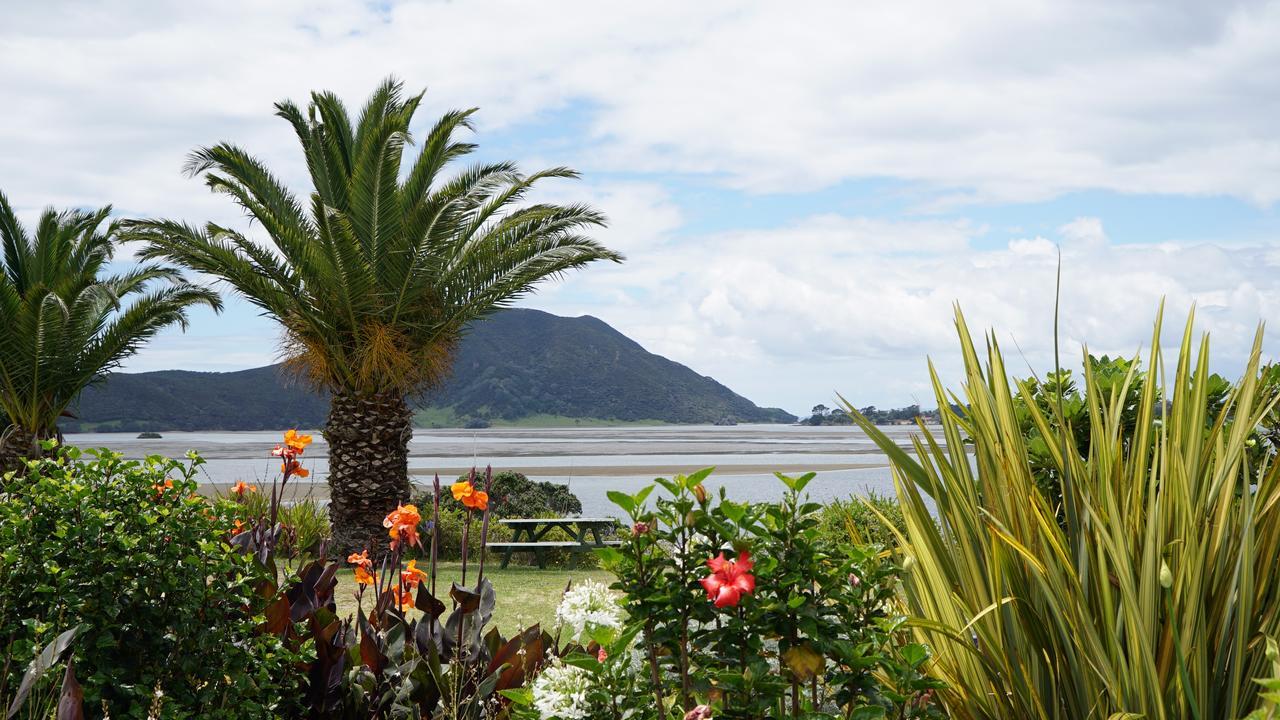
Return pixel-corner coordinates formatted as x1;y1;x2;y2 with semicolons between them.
525;199;1280;411
7;2;1280;413
4;1;1280;210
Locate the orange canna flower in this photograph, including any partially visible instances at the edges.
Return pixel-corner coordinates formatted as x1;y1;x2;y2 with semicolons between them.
354;565;375;586
450;481;473;502
384;503;422;550
401;559;428;589
280;459;309;478
348;550;372;569
230;480;256;498
383;503;422;529
396;588;415;610
283;429;313;453
462;490;489;511
231;519;245;536
396;525;419;550
272;429;313;464
453;481;488;511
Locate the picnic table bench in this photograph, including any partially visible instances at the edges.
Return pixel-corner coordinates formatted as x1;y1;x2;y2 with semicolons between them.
487;517;622;569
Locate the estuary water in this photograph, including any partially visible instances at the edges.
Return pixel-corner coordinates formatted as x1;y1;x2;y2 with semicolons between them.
63;424;926;518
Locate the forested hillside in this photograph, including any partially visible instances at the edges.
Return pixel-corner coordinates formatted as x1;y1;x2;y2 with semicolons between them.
67;309;795;431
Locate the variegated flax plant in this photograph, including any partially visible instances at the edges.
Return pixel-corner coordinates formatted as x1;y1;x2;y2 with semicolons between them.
846;305;1280;720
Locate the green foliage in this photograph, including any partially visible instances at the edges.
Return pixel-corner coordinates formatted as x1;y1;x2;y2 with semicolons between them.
234;488;331;559
847;306;1280;719
1013;354;1154;513
601;469;944;719
462;469;582;518
411;470;584;565
423;505;514;561
0;447;300;718
803;404;933;426
0;191;218;450
2;625;82;720
1245;638;1280;720
816;492;907;549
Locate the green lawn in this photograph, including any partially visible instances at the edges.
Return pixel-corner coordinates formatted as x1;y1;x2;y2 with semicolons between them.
332;562;615;634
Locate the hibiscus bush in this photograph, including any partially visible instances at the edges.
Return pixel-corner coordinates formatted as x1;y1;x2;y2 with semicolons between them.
526;470;946;720
0;444;302;718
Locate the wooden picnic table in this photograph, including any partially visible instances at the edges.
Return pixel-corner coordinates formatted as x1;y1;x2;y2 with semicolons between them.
487;517;621;569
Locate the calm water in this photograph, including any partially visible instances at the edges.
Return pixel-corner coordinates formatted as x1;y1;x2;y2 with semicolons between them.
64;424;926;518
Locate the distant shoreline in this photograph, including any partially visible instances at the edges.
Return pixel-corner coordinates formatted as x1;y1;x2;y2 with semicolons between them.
196;461;891;499
407;461;890;478
67;420;939;435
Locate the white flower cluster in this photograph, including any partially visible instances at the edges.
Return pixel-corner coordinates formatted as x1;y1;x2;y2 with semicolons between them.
531;660;594;720
554;579;624;641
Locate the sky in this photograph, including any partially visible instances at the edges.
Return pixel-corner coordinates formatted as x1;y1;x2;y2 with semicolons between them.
3;0;1280;416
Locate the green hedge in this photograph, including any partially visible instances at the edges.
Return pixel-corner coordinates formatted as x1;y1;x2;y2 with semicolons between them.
0;448;301;718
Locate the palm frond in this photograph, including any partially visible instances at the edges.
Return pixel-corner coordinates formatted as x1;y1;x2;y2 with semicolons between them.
130;77;620;395
0;198;219;435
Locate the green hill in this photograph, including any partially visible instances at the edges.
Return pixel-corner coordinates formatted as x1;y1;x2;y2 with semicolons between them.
65;309;795;431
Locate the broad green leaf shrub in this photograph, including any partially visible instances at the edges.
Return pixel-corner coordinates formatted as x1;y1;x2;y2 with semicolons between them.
587;470;945;719
0;447;302;718
413;470;583;520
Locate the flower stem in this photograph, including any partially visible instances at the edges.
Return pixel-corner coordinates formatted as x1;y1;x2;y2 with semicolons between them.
460;510;472;588
476;465;493;586
430;474;440;598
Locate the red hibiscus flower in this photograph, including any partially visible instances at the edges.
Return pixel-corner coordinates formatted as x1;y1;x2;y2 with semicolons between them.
700;551;755;608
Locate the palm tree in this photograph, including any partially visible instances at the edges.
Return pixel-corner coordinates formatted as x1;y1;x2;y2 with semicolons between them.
0;193;221;475
123;79;622;553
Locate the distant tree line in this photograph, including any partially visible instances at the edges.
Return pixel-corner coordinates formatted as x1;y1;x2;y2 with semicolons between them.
801;403;944;426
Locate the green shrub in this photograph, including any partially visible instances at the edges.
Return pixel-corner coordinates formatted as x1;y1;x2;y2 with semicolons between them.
428;505;514;560
0;447;301;718
597;470;945;719
411;470;587;565
413;470;582;518
482;470;582;516
816;491;907;549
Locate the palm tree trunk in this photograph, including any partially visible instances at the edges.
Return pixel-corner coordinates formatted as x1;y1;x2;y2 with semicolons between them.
0;424;39;478
324;391;414;556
